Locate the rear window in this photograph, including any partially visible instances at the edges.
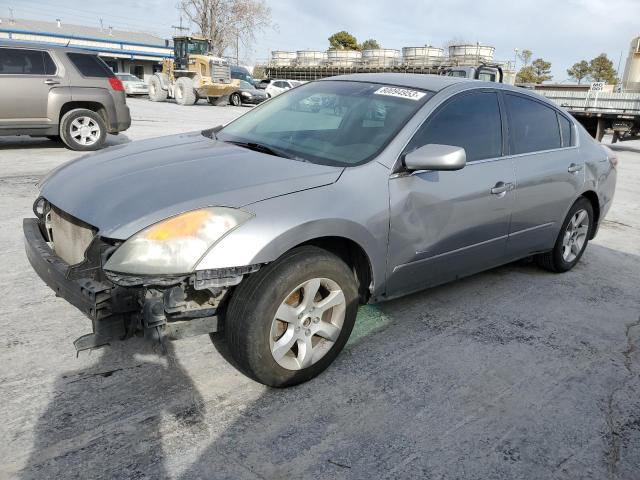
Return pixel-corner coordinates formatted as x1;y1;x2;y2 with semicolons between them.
0;48;56;75
505;94;561;154
67;53;114;77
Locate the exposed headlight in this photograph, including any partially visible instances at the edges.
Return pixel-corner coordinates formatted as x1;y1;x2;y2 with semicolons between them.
241;91;252;97
104;207;253;275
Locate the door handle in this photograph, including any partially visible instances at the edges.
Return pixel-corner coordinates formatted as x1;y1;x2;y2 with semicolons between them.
44;79;60;85
490;181;514;196
567;163;583;173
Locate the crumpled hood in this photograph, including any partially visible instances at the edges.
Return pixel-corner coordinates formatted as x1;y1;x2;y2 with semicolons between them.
40;131;343;239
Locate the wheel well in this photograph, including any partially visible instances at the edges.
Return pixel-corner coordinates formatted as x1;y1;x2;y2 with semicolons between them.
59;102;107;125
581;190;600;238
299;236;373;304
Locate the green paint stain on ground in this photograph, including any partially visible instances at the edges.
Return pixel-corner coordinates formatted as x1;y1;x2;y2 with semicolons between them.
347;305;392;347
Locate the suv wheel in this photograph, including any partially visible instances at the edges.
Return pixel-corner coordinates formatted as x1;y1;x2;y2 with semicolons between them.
536;197;594;273
59;109;107;151
225;246;359;387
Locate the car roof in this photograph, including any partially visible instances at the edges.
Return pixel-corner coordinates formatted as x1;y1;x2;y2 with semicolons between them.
319;73;468;92
0;39;97;55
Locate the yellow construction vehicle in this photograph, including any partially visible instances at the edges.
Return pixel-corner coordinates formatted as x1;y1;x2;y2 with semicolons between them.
148;36;240;106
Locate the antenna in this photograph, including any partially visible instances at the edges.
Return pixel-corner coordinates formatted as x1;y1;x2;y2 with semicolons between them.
99;17;104;32
9;7;15;24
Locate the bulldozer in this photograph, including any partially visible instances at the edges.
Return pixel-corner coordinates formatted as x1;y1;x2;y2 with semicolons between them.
148;36;240;106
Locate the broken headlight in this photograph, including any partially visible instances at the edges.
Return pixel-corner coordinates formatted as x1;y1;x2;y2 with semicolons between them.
104;207;253;275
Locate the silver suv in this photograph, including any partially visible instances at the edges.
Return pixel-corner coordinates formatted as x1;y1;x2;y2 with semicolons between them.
0;41;131;150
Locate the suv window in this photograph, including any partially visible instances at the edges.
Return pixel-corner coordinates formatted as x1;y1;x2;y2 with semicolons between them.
505;94;561;154
406;91;503;162
67;53;113;77
0;48;56;75
558;113;573;147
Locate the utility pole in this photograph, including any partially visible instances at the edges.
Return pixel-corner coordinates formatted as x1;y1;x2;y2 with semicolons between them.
171;14;188;37
236;32;239;66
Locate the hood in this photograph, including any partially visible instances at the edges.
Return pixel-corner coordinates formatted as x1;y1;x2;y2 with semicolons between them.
40;132;343;239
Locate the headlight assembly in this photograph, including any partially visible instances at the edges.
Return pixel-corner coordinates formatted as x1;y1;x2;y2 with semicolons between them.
104;207;253;275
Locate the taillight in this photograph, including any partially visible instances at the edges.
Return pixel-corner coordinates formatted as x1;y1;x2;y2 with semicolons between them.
108;76;124;91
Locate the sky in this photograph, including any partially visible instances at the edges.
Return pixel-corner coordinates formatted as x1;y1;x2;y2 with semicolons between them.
1;0;639;82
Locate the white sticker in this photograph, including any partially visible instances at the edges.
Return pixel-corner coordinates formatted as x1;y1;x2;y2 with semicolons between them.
373;86;426;101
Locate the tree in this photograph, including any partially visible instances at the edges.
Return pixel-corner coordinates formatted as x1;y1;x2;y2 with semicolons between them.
359;38;380;50
328;30;358;50
567;60;591;84
180;0;272;57
589;53;618;85
531;58;553;83
516;66;537;84
518;49;533;67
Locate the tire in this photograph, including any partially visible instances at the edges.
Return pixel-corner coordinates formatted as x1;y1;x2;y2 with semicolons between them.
59;108;107;151
225;246;359;387
230;92;242;106
174;77;197;105
148;75;168;102
535;197;594;273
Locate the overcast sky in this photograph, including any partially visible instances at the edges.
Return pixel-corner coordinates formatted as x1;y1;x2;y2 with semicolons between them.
2;0;639;81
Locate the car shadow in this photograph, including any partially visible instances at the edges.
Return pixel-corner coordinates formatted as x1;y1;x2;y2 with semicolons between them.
19;244;640;479
0;134;131;151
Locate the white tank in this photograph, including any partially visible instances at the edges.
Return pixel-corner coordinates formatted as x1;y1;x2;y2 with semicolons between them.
402;46;444;66
270;51;296;66
622;36;640;92
295;50;325;66
361;49;401;67
326;49;361;67
448;44;495;63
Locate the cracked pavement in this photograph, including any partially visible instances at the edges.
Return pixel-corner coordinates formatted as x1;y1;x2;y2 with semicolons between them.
1;99;639;479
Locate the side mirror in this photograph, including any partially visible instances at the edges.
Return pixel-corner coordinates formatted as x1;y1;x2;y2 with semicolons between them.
403;144;466;172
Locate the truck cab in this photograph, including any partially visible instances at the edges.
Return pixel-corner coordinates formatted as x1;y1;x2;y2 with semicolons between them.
445;64;504;83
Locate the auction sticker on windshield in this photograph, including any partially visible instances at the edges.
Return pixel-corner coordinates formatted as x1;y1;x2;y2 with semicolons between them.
373;86;426;100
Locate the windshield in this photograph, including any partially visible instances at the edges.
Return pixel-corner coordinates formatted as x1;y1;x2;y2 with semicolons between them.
232;69;255;84
117;74;140;82
217;81;432;167
239;80;254;89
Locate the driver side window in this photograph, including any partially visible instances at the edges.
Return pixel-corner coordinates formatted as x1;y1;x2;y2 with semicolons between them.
406;91;503;162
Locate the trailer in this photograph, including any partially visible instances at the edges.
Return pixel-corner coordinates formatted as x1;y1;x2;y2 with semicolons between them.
537;88;640;143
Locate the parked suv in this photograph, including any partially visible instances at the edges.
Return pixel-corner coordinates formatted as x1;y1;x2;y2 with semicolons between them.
0;41;131;150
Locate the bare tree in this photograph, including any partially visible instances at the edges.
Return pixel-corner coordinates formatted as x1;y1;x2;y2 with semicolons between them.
180;0;271;57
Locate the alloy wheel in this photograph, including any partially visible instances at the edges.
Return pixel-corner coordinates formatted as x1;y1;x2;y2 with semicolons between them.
70;117;101;146
562;208;589;262
269;277;346;370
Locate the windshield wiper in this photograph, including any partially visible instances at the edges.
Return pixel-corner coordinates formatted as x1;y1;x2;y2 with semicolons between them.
225;140;299;160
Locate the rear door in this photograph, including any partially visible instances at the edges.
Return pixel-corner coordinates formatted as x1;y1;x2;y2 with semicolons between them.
502;93;584;256
387;89;515;295
0;47;63;129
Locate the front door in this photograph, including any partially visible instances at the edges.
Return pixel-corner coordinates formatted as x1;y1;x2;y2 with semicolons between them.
387;89;515;296
0;47;63;129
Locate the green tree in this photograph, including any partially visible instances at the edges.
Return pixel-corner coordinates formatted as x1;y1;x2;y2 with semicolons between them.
531;58;553;83
567;60;591;84
328;31;358;50
516;65;537;84
359;38;380;50
518;49;533;66
589;53;618;84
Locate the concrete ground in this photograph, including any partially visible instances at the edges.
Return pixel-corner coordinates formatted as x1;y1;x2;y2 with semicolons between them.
1;98;639;479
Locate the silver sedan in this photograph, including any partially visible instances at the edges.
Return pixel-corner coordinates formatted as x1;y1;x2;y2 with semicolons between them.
24;73;617;387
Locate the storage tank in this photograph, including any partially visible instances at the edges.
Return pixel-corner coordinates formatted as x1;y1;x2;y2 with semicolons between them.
326;49;361;67
622;36;640;92
295;50;325;66
448;44;495;64
270;51;296;66
361;49;401;67
402;46;444;66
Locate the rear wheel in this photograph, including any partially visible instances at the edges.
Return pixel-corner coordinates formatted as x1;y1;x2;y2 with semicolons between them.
59;108;107;151
225;246;359;387
148;75;168;102
230;92;242;106
536;197;593;272
175;77;197;106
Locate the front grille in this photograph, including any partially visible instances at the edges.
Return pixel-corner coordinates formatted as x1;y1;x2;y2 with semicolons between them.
210;61;231;84
46;206;96;266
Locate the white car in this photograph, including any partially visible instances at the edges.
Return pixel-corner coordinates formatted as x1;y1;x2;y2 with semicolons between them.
265;79;302;98
116;73;149;96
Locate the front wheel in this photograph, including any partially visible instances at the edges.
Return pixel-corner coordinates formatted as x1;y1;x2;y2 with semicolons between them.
536;197;594;272
230;92;242;106
174;77;197;105
224;246;359;387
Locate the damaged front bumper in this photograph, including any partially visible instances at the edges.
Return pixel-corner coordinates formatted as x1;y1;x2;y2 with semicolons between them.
23;218;225;351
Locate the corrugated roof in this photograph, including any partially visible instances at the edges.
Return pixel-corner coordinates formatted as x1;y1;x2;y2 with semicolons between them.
0;17;169;47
